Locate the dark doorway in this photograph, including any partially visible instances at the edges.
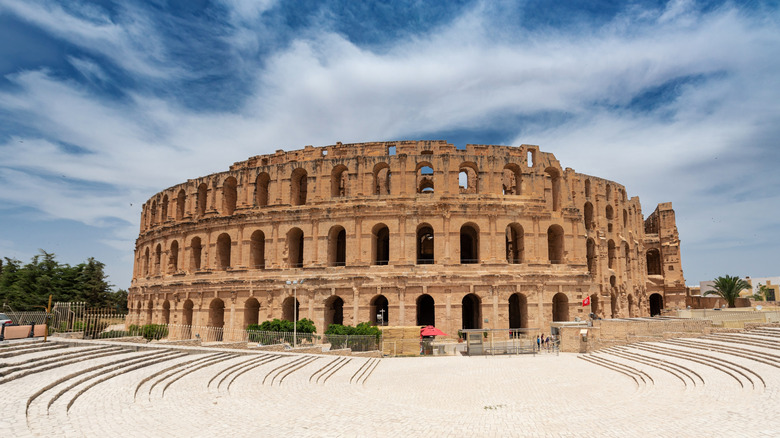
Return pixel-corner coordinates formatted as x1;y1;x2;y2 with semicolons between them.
325;296;344;326
462;294;481;329
649;293;663;317
416;294;435;326
371;295;389;326
508;293;527;329
282;297;300;322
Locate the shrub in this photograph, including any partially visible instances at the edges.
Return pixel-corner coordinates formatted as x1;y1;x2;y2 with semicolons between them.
133;324;168;341
248;318;316;334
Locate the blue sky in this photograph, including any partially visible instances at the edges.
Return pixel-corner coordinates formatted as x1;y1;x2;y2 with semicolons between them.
1;0;779;290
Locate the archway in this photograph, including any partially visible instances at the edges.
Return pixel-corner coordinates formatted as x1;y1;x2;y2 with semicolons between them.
649;293;663;317
250;230;265;269
416;294;435;326
162;300;170;324
291;168;308;205
182;300;193;326
416;224;434;264
590;294;599;316
460;223;479;264
646;249;662;275
552;293;569;322
506;223;524;264
370;295;389;326
146;299;153;324
610;293;618;318
328;226;347;267
372;224;389;265
287;228;304;268
282;297;300;322
208;298;225;342
325;296;344;327
255;172;270;206
222;176;237;215
461;294;481;330
627;295;635;318
508;293;528;330
547;225;564;264
244;298;260;328
216;233;231;270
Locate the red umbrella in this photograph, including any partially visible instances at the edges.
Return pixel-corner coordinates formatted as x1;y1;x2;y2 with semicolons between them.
420;325;448;337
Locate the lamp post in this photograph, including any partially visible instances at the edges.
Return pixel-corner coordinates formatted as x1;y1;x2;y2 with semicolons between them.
286;279;304;347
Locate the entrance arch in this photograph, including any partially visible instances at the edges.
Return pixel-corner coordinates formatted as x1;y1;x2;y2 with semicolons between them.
649;293;663;317
162;300;170;324
416;294;435;326
208;298;225;342
461;294;481;330
552;293;569;322
325;296;344;327
182;300;193;325
244;298;260;328
508;293;528;329
460;223;479;264
282;296;299;322
610;293;618;318
370;295;389;326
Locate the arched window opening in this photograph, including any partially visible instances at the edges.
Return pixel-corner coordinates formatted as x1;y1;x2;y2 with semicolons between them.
150;201;158;226
216;233;231;270
623;242;631;273
183;299;193;326
417;164;434;193
586;238;596;275
162;300;170;324
416;224;434;264
462;294;481;329
176;189;186;220
197;183;208;216
161;195;169;222
250;230;265;269
508;293;528;330
209;299;225;341
371;295;389;326
607;240;616;270
460;223;479;264
190;237;202;271
458;163;478;194
545;167;561;212
282;297;300;322
416;294;435;326
584;202;594;230
328;226;347;267
168;240;179;273
610;293;618;318
372;224;390;265
146;299;153;324
589;294;599;316
552;293;569;322
325;296;344;327
373;163;391;195
287;228;304;268
255;172;270;206
154;244;162;275
244;298;260;328
291;168;308;206
222;177;238;215
547;225;564;264
646;249;662;275
527;149;535;167
505;223;524;264
606;184;612;202
143;248;150;276
649;293;663;317
502;164;521;195
584;179;591;198
610;275;617;289
623;209;628;229
331;165;348;197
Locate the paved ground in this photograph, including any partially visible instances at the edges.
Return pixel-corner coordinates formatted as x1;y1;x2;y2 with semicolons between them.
1;330;779;437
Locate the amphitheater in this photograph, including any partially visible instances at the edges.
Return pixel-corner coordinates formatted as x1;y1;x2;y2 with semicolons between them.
129;140;685;337
2;326;780;437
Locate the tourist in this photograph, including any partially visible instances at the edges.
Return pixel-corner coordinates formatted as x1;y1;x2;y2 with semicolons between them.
536;335;541;351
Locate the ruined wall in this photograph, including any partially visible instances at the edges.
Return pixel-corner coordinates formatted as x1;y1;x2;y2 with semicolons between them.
128;140;684;336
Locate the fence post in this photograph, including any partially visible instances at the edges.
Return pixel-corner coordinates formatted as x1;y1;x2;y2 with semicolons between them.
28;322;36;338
0;324;5;341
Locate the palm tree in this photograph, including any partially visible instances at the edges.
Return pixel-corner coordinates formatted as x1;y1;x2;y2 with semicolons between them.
704;275;751;308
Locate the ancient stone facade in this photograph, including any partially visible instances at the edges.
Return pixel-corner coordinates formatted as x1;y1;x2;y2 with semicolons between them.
128;140;685;336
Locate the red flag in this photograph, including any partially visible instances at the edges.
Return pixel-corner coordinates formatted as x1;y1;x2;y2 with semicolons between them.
582;296;591;306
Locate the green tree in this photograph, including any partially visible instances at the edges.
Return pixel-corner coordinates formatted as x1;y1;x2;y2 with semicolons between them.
705;275;751;308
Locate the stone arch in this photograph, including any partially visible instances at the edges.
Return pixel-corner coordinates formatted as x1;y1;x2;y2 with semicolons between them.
150;200;158;226
584;202;594;230
502;163;521;195
416;162;434;193
208;298;225;341
216;233;231;270
586;238;596;275
190;237;202;271
508;293;528;329
607;240;616;270
623;241;631;273
623;209;628;229
328;225;347;267
547;224;564;264
168;240;179;273
154;244;162;275
545;167;561;212
460;223;479;264
458;162;479;194
282;296;299;322
183;299;193;325
331;165;348;197
370;294;389;326
250;230;265;269
462;293;481;329
416;223;434;264
197;183;208;216
552;293;569;322
589;293;599;316
324;296;344;327
143;247;150;275
244;297;260;328
506;223;524;264
610;293;618;318
255;172;270;206
416;294;435;326
222;176;237;215
162;300;170;324
373;162;391;195
161;195;169;222
646;249;662;275
291;168;308;206
286;227;304;268
371;223;390;265
606;184;612;202
176;189;186;220
584;179;591;198
145;298;153;324
649;293;663;317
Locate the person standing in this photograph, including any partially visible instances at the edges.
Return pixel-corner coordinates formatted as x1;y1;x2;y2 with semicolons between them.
536;335;541;351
